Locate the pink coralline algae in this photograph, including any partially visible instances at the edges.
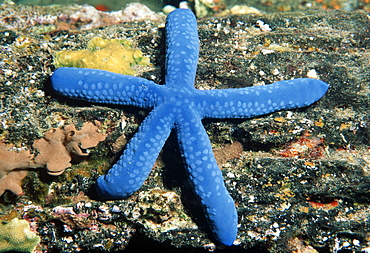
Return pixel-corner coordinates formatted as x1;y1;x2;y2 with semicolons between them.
0;2;164;31
59;3;165;30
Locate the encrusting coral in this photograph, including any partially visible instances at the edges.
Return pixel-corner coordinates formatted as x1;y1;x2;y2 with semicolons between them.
33;121;106;176
0;121;106;196
0;143;37;196
0;218;40;253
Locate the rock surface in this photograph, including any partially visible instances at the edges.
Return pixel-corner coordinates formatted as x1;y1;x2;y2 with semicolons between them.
0;2;369;252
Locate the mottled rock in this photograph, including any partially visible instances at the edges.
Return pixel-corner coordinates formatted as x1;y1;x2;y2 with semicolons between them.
0;3;369;252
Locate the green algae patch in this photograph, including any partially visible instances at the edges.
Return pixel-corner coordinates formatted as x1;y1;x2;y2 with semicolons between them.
0;218;40;252
54;37;150;75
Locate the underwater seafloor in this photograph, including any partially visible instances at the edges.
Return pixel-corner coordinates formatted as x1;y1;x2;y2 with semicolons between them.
0;0;369;253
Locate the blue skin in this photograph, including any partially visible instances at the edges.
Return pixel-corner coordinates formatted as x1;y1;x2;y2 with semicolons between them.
51;9;328;246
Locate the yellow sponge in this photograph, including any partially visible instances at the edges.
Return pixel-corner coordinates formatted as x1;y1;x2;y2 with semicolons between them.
54;37;150;75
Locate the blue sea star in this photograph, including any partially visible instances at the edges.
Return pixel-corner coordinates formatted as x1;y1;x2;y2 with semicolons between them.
50;8;329;246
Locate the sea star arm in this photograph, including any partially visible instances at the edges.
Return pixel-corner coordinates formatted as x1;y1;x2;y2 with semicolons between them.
95;103;174;200
165;9;199;88
49;7;330;246
175;110;238;246
51;67;162;108
198;78;329;119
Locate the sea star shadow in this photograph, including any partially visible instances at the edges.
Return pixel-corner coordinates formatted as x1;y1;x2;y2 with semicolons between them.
50;8;329;246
